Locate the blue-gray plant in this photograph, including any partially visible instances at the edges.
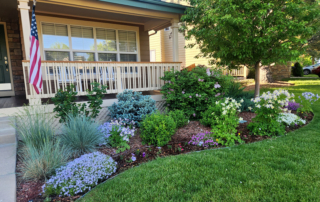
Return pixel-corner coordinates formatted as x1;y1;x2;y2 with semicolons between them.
42;152;117;197
108;90;157;125
60;115;103;156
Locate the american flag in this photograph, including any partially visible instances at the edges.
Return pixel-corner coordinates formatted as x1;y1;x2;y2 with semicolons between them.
29;5;42;94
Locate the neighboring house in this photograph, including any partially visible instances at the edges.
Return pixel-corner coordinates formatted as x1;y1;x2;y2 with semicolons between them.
0;0;188;112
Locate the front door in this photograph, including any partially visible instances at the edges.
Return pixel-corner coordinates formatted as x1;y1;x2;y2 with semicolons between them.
0;24;14;97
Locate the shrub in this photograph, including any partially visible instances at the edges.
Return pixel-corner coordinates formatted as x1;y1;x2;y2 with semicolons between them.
52;82;107;123
60;115;103;156
248;89;294;136
224;81;245;98
108;90;157;125
201;97;244;146
297;92;320;113
168;110;188;128
292;62;303;77
19;140;71;180
188;131;218;147
277;113;306;126
14;105;55;150
99;119;135;153
140;112;176;146
247;68;255;79
160;66;233;119
43;152;117;197
286;102;300;111
226;85;255;112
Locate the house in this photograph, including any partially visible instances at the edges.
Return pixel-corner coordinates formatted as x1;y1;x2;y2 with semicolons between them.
0;0;188;114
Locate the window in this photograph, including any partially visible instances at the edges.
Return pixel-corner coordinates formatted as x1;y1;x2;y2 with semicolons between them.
164;27;170;31
41;23;138;62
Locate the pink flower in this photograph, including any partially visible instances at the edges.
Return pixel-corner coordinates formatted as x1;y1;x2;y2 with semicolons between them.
189;96;192;98
193;113;196;117
182;91;185;94
196;94;199;97
214;82;221;89
199;95;201;97
215;93;221;97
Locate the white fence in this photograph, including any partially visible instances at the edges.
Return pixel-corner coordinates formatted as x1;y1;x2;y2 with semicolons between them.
22;61;181;101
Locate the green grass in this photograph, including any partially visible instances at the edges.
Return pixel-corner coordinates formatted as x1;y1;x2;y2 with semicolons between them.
304;74;319;78
80;79;320;202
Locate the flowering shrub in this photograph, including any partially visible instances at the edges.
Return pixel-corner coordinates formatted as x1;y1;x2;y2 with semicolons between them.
248;89;294;136
189;131;218;147
140;112;176;146
168;109;189;128
286;102;300;111
108;90;156;125
99;119;135;153
201;97;244;146
277;113;306;126
43;152;117;197
161;66;233;119
296;92;320;113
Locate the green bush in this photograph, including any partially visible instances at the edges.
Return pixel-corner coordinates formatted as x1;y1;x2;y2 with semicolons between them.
161;66;233;119
14;105;55;150
292;62;304;77
168;110;188;128
224;82;255;112
60;115;103;156
201;98;244;146
52;82;107;123
19;140;71;180
140;112;176;146
247;68;255;79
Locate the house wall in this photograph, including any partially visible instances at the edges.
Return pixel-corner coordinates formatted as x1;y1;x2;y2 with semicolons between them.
0;16;25;95
139;26;150;62
149;31;162;62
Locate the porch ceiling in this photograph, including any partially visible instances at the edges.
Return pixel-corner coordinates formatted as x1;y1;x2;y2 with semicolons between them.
28;0;183;31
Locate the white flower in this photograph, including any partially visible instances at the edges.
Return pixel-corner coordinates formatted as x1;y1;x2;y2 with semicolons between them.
240;99;244;103
239;117;243;121
248;107;252;111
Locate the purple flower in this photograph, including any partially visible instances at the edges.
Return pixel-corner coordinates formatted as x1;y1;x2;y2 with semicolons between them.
215;93;221;97
198;78;201;82
199;95;201;97
182;91;185;94
189;96;192;98
214;82;221;89
168;81;171;83
142;152;146;158
189;131;218;147
286;102;300;111
206;68;211;76
193;113;196;117
168;92;171;94
131;153;136;162
170;89;174;91
196;94;199;97
201;79;204;82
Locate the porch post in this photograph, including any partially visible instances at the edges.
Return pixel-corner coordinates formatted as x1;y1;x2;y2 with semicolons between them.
18;0;31;60
171;19;179;62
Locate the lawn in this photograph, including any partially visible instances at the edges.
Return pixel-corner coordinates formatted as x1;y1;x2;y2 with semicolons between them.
80;78;320;202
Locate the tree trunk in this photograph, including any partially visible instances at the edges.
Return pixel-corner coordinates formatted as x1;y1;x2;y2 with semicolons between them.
312;57;315;65
254;62;260;97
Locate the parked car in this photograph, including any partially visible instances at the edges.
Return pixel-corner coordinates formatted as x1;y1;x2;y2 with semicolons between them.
303;63;320;75
311;66;320;77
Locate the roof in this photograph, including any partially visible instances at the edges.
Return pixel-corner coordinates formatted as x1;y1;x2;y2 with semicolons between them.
98;0;187;14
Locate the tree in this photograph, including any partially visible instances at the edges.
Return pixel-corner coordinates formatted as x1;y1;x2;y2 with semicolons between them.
307;30;320;63
181;0;320;97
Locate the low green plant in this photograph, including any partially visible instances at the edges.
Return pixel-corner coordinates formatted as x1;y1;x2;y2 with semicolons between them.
19;140;71;180
60;115;103;156
248;89;293;136
167;145;172;149
168;109;189;128
140;112;177;146
292;62;304;77
201;97;244;146
52;82;107;123
108;125;131;154
13;105;56;150
296;92;320;114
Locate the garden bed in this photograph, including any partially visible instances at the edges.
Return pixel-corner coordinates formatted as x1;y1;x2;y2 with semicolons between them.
16;111;314;202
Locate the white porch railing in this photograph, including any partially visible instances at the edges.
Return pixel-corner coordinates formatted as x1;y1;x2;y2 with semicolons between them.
222;66;247;78
22;61;181;101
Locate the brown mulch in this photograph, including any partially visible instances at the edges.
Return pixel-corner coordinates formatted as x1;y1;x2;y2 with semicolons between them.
16;111;314;202
244;82;295;91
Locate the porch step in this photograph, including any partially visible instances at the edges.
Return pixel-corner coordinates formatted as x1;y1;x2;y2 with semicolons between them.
0;117;16;145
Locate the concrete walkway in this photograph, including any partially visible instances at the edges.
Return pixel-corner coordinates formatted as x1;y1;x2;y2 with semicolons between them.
0;117;17;202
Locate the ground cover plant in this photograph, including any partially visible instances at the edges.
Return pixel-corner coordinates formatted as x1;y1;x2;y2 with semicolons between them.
78;78;320;202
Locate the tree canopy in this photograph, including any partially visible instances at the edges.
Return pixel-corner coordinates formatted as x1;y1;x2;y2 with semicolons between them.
181;0;320;96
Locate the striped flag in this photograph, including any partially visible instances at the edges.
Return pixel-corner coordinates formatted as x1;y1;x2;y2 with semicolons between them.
29;4;42;94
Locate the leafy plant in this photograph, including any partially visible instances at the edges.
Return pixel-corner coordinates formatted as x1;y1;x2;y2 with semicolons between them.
108;90;157;125
248;89;294;136
43;152;117;197
98;119;135;153
168;109;189;128
52;82;107;123
19;140;70;180
297;92;320;114
60;115;103;156
140;112;176;147
292;62;304;77
13;105;56;150
161;66;233;119
201;98;244;146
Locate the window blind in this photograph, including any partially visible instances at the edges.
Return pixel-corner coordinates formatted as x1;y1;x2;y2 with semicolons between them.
71;26;94;38
42;23;68;36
